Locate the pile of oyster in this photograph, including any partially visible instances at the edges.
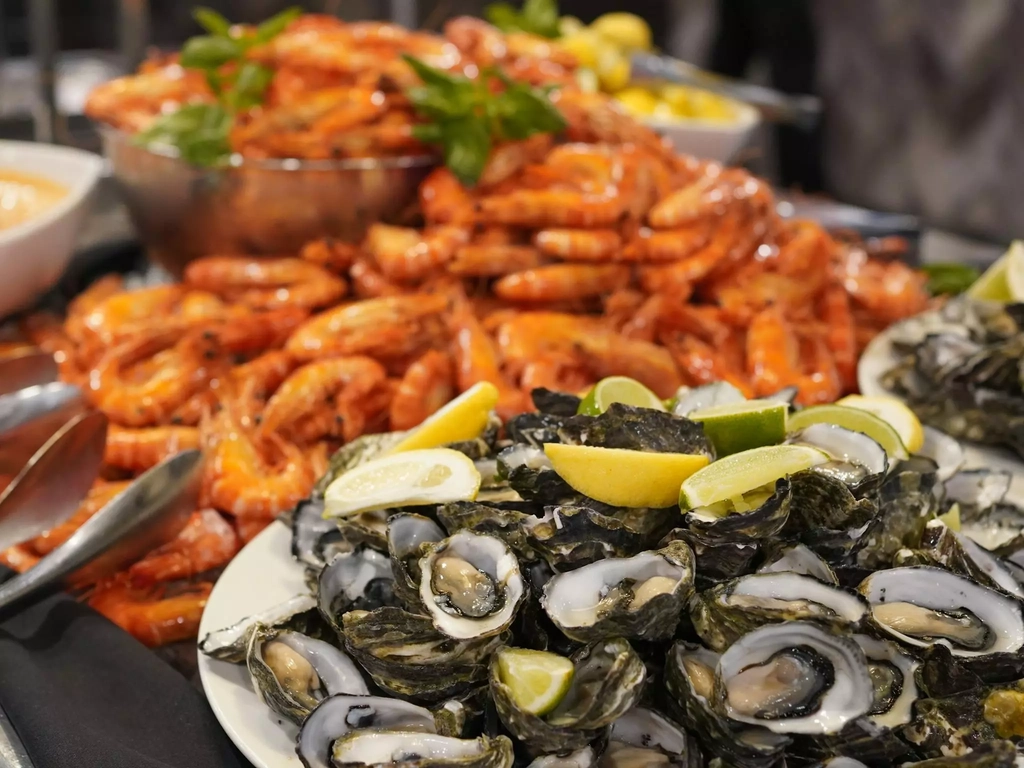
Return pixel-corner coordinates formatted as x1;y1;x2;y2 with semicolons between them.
200;385;1024;768
882;296;1024;458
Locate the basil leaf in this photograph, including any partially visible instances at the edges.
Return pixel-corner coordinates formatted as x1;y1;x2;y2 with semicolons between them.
494;81;566;139
442;117;492;187
403;54;465;91
484;3;525;32
193;7;232;37
180;35;242;70
521;0;560;38
133;104;232;167
921;263;980;296
411;123;445;143
254;6;303;43
228;62;275;111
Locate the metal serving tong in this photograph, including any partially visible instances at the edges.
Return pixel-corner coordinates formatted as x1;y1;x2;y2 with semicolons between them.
629;52;822;129
0;383;85;477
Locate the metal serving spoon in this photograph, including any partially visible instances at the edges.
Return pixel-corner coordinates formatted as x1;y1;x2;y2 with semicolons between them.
0;383;85;477
0;449;203;614
0;351;58;397
0;410;108;553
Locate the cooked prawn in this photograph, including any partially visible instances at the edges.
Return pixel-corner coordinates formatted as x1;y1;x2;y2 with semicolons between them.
104;425;201;472
127;509;240;586
389;349;454;430
184;256;348;310
493;264;630;303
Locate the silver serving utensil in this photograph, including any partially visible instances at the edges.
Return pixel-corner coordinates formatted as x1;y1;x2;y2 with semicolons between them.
0;450;202;614
0;351;58;397
629;52;822;129
0;411;108;553
0;383;85;477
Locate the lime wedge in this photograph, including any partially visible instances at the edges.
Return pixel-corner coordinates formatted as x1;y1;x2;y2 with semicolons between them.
787;404;909;460
544;443;708;508
389;382;498;453
679;445;829;510
966;240;1021;302
577;376;666;416
836;394;924;454
689;399;788;456
938;503;961;532
324;448;480;518
496;648;574;716
1005;241;1024;301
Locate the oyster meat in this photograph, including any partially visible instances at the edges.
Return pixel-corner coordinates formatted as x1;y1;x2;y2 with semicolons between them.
331;731;514;768
199;593;318;663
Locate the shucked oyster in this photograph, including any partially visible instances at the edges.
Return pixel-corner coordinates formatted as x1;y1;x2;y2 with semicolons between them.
602;707;702;768
684;478;792;542
858;566;1024;659
916;519;1024;599
853;634;919;728
388;513;446;606
690;572;869;651
199;593;319;663
712;622;874;734
418;531;527;640
490;639;645;754
789;424;889;498
317;548;398;632
246;625;369;724
331;731;514;768
541;542;695;642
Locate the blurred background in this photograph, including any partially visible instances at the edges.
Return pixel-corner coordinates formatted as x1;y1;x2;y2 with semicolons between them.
1;0;1020;257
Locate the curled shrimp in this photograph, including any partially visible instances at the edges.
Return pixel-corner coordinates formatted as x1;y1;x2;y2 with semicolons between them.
449;245;544;277
104;425;201;472
493;264;630;303
229;350;298;399
389;350;454;430
820;285;857;393
746;307;803;398
477;189;625;229
519;352;594;395
300;238;361;273
534;229;623;262
419;168;477;225
127;509;240;586
365;224;471;282
184;256;348;310
88;577;214;647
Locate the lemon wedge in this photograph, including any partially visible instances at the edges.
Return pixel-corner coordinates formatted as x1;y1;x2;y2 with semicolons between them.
389;382;498;453
324;448;480;518
496;647;575;716
967;240;1023;302
544;443;708;508
836;395;924;455
577;376;666;415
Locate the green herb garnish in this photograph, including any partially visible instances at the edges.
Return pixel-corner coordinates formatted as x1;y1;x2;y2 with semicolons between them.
485;0;560;39
132;5;300;167
403;55;566;186
921;262;981;296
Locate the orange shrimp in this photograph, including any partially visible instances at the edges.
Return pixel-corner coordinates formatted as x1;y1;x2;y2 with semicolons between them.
88;577;213;647
262;356;387;439
104;425;201;472
493;264;630;302
389;350;454;430
365;224;471;282
603;289;647;332
127;509;240;586
349;259;403;298
622;224;710;263
746;307;802;397
479;135;555;189
833;247;930;324
448;245;545;277
820;285;857;393
236;516;273;544
477;189;625;229
30;481;133;556
229;350;298;399
286;294;448;360
419;168;477;225
646;169;734;228
795;334;841;405
534;229;623;261
578;331;682;398
203;407;314;518
184;256;348;310
71;284;185;344
211;307;310;356
300;237;361;273
664;334;753;397
66;274;125;322
448;293;528;419
519;352;594;395
0;544;39;573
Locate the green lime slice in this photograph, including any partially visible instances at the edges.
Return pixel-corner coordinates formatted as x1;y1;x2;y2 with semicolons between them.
679;445;829;510
324;448;481;518
967;241;1020;302
689;399;788;456
577;376;666;415
787;404;908;460
496;648;574;716
1004;241;1024;301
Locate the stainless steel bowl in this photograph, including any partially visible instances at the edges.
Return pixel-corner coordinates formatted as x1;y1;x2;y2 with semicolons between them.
101;127;435;277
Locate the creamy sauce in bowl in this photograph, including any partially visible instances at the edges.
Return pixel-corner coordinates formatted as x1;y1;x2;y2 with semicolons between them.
0;170;69;230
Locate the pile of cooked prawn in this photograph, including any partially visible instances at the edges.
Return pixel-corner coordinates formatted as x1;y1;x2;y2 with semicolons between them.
0;13;930;648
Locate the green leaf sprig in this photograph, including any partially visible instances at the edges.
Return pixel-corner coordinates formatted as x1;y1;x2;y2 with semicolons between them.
484;0;560;39
403;55;567;186
920;262;981;296
133;6;300;166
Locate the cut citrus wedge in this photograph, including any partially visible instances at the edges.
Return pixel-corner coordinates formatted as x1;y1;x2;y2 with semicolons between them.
679;445;829;510
577;376;666;416
836;394;924;455
324;448;480;518
389;382;498;453
938;503;961;532
787;404;909;460
689;399;788;456
544;443;708;508
1005;240;1024;301
966;240;1021;302
496;647;575;716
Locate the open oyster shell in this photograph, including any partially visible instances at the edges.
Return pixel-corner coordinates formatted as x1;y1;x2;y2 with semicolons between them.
690;572;869;651
198;593;319;663
684;478;792;542
664;527;760;584
317;548;399;632
388;513;446;606
438;501;538;563
712;621;874;734
331;731;514;768
292;497;348;569
604;707;702;768
903;680;1024;759
342;607;503;703
757;544;838;584
489;639;645;754
789;424;889;498
297;695;436;768
916;519;1024;599
417;531;527;640
558;403;714;458
525;747;596;768
246;625;369;724
541;542;695;642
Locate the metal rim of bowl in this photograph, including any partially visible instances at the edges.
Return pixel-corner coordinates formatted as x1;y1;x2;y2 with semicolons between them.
97;124;438;172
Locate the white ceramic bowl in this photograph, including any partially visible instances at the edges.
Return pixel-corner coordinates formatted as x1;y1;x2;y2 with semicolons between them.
0;141;104;319
645;101;760;162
